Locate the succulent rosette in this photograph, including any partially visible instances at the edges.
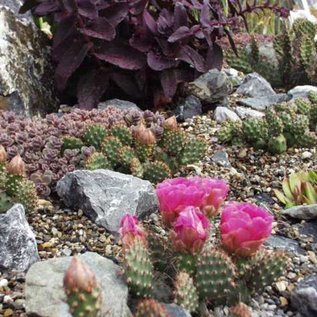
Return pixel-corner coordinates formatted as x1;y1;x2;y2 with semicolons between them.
171;206;210;254
220;202;273;257
156;177;206;225
119;213;146;247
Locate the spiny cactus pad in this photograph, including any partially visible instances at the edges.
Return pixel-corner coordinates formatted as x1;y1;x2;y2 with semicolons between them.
174;271;199;313
135;299;169;317
83;124;108;150
85;152;111;170
143;161;171;184
123;239;154;298
196;249;236;303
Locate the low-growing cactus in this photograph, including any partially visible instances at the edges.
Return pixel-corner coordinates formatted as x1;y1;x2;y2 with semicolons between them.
83;124;108;150
85;152;110;170
218;96;317;153
135;299;168;317
0;148;38;212
63;257;102;317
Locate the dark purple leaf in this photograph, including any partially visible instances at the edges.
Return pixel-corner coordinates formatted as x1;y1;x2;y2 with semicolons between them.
111;72;143;98
143;9;157;34
206;43;223;70
224;28;238;55
77;68;109;109
174;3;188;29
79;17;116;40
94;43;146;70
177;45;206;73
34;0;60;15
99;3;129;27
20;0;41;14
160;69;178;98
130;27;154;52
200;0;210;28
77;0;97;19
168;26;192;43
55;38;92;90
147;50;179;71
157;9;173;34
129;0;147;15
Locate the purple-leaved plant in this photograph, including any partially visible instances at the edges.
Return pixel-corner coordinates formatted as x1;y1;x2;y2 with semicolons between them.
20;0;288;109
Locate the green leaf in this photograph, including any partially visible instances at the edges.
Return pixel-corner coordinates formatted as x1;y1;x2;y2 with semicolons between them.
303;182;317;205
281;179;293;200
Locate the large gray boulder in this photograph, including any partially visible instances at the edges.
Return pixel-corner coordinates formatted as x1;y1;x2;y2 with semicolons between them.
25;252;131;317
98;99;141;111
291;275;317;317
0;0;58;116
57;169;158;234
236;73;275;98
288;85;317;99
238;93;289;111
0;204;39;271
186;69;233;104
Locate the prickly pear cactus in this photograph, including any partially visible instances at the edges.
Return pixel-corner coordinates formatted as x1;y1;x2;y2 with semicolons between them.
13;180;38;212
0;191;13;213
143;161;171;184
179;139;207;165
118;146;136;168
295;98;312;115
101;136;122;166
85;152;111;170
62;136;84;153
135;299;168;317
161;129;186;156
123;239;154;298
248;251;288;293
267;134;287;154
110;125;133;146
196;249;236;304
174;271;199;313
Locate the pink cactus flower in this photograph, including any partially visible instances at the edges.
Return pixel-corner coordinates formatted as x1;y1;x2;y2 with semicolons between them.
191;177;229;217
156;177;229;225
119;214;146;247
156;177;206;225
171;206;210;254
220;202;273;257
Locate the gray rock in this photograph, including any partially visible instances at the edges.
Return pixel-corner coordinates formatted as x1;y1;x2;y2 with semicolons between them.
175;95;202;121
288;85;317;99
0;0;58;116
300;220;317;242
265;235;305;255
235;106;265;119
291;274;317;317
57;169;158;234
236;73;275;98
187;69;233;104
211;151;231;168
25;252;131;317
98;99;141;111
214;107;241;123
164;304;191;317
223;68;244;87
238;94;289;111
0;204;39;272
282;204;317;220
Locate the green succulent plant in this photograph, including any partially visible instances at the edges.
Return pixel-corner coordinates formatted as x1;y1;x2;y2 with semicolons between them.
274;170;317;208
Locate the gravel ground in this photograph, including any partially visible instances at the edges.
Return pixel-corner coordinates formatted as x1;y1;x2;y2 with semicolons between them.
1;111;317;317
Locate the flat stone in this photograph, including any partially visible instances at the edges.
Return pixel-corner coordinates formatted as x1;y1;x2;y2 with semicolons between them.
164;304;191;317
235;106;265;119
211;151;231;168
98;99;141;111
214;107;241;123
186;69;233;103
0;204;39;272
291;274;317;317
0;0;58;116
56;169;158;234
300;220;317;242
265;235;305;255
282;204;317;220
236;73;276;98
25;252;131;317
288;85;317;99
238;94;289;111
175;95;202;122
224;68;244;87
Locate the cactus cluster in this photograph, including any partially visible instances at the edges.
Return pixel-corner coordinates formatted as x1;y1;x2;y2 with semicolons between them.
0;147;38;213
218;94;317;153
226;19;317;88
62;117;207;184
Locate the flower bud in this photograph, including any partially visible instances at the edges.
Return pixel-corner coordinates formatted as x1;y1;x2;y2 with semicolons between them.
7;155;25;176
119;213;146;247
0;145;7;164
163;116;177;130
171;207;210;254
133;125;156;144
63;257;98;293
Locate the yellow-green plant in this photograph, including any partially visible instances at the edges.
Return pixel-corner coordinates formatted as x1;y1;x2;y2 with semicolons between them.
274;171;317;208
